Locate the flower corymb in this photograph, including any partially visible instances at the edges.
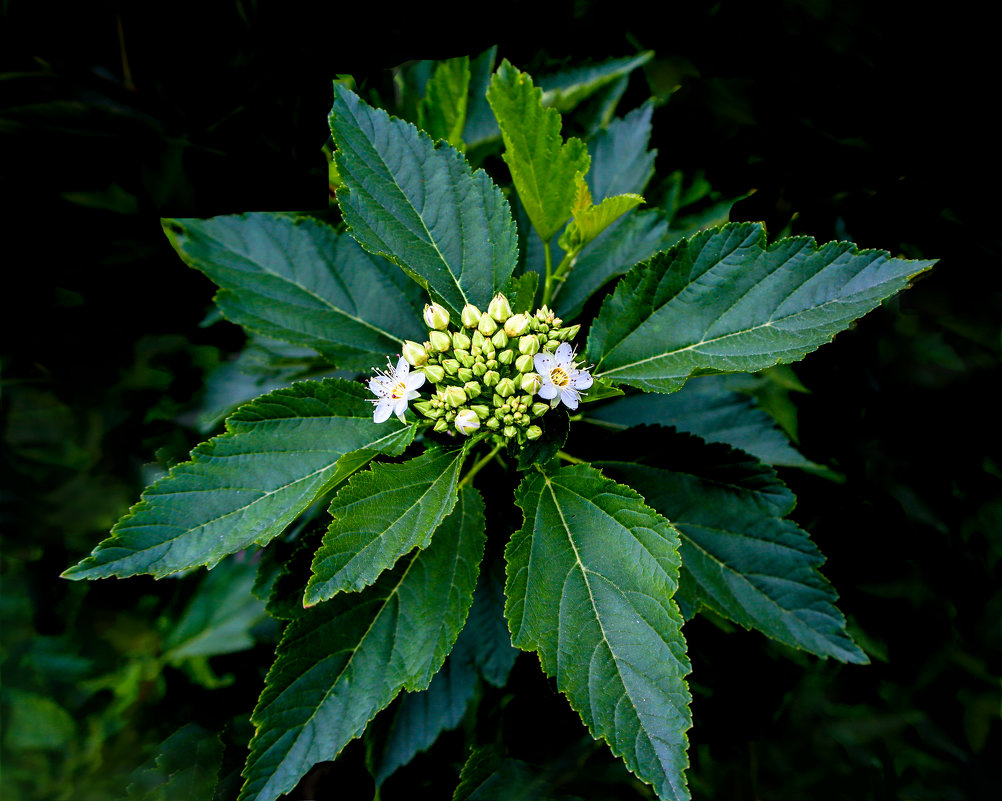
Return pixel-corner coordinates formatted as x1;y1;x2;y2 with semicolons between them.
534;342;593;410
368;356;425;423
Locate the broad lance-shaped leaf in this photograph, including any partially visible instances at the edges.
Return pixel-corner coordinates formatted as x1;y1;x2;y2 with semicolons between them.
506;464;692;801
538;52;654;113
62;379;414;580
558;177;644;253
596;427;867;663
239;486;485;801
588;222;936;392
587;100;657;201
419;55;470;149
305;446;467;604
330;83;517;316
163;213;425;370
487;60;591;243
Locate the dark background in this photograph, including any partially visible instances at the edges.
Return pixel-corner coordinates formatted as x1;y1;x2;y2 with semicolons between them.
2;1;999;799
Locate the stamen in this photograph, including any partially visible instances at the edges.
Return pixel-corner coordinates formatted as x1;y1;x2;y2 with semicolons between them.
549;367;570;388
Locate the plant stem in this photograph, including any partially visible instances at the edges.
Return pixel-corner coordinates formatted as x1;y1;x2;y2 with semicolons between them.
459;442;503;487
555;450;585;465
542;238;554;306
547;252;576;304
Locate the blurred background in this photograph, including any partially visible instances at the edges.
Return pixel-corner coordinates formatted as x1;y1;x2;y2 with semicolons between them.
2;1;999;798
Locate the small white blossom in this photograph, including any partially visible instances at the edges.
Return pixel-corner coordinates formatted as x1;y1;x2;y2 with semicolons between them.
533;343;593;410
368;356;425;423
454;408;480;435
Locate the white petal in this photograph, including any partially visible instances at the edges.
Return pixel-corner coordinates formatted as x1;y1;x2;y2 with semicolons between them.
571;370;593;389
369;376;389;395
394;397;409;419
538;382;559;399
406;389;421;401
555;342;573;364
560;388;580;410
405;370;425;391
395;356;410;375
373;401;393;423
534;352;555;373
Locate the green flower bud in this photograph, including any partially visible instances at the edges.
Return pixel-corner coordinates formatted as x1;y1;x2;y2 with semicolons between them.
412;400;441;419
463;380;482;398
496;378;516;398
461;303;482;328
503;425;517;439
562;323;581;340
486;417;500;430
492;393;505;408
537;333;548;346
478;313;498;336
452;331;472;350
433;418;449;432
515;353;534;373
472;362;487;377
444;386;468;408
537;321;550;334
455;350;475;368
546;339;561;351
521;372;542;394
483;370;500;388
481;339;496;357
491;329;509;349
503;413;513;424
498;348;515;365
454;408;480;435
504;313;530;338
422;364;445;383
442;358;461;375
526;425;543;440
485;358;498;370
470;404;490;419
471;329;486;350
488;293;512;323
458;367;474;383
428;329;452;352
519;335;540;356
423;302;450;330
531;402;549;417
402;340;429;367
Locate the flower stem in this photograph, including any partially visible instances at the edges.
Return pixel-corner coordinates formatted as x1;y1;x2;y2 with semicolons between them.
555;450;585;465
542;238;554;306
459;442;503;487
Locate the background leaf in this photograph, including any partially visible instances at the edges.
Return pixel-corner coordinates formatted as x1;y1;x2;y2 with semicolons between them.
240;486;485;801
588;222;936;392
506;464;691;800
538;52;654;113
126;724;223;801
330;83;517;315
419;56;471;149
63;379;414;580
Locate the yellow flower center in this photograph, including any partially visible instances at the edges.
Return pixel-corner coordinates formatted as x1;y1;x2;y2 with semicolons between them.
390;381;408;400
549;367;570;388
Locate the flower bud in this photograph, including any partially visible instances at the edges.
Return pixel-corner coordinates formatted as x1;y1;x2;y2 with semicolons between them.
424;303;450;330
481;339;496;357
531;402;549;417
472;362;487;377
562;323;581;341
521;373;542;394
444;386;468;408
402;340;429;367
412;400;441;419
503;425;518;439
470;404;490;419
471;330;486;350
546;339;561;351
452;331;472;350
478;313;498;336
498;348;515;365
486;417;500;430
491;329;509;349
458;367;474;383
442;358;461;375
496;378;516;398
422;364;445;383
504;313;530;338
464;380;482;398
461;304;482;328
428;329;452;352
492;393;505;408
455;350;475;369
433;418;449;432
537;333;548;346
483;370;500;388
519;335;540;356
454;408;480;435
526;425;543;440
485;358;498;370
488;293;512;323
514;354;534;373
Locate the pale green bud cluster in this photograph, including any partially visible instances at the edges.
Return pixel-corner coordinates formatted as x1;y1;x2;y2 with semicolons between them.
402;293;580;446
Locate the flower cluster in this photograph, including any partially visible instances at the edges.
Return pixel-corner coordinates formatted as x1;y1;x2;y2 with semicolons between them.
368;293;591;446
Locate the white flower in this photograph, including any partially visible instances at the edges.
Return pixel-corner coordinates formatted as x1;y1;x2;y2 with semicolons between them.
368;356;425;423
533;342;593;410
454;408;480;435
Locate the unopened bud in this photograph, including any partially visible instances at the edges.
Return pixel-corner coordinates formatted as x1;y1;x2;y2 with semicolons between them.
472;362;487;377
402;340;429;367
470;404;490;419
442;358;461;375
562;323;581;340
455;350;475;369
458;367;474;383
496;378;516;398
454;408;480;435
452;331;472;350
483;370;500;388
422;364;445;383
491;329;509;349
464;381;482;398
485;358;498;370
498;348;515;365
546;339;561;351
412;400;440;419
531;402;549;417
504;313;530;338
478;313;498;336
444;386;468;408
519;335;540;356
424;303;450;330
521;373;542;394
461;304;482;328
503;425;517;439
488;293;512;323
526;425;543;440
429;330;452;352
515;354;534;373
486;417;500;430
433;418;449;432
471;330;486;350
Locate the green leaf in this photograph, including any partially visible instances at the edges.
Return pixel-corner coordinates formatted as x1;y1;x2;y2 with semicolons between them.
330;83;518;316
553;208;669;320
538;52;654;113
588;223;936;392
597;428;867;663
453;746;550;801
163;554;268;661
240;486;485;801
587;101;657;200
163;213;425;370
558;179;645;253
487;60;591;243
587;375;817;469
419;56;470;149
463;46;500;151
506;464;691;801
515;408;569;471
2;689;76;749
465;564;518;687
502;271;539;314
127;724;223;801
305;447;467;604
63;379;414;580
